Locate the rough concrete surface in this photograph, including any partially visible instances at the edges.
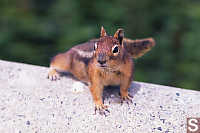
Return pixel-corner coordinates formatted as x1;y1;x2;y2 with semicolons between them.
0;60;200;133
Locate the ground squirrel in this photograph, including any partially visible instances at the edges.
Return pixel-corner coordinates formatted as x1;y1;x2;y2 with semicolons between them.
48;26;155;115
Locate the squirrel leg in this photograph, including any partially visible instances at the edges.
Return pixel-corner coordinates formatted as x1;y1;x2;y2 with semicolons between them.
48;53;70;81
120;78;133;104
89;84;110;116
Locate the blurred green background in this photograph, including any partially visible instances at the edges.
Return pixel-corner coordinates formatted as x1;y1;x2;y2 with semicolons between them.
0;0;199;90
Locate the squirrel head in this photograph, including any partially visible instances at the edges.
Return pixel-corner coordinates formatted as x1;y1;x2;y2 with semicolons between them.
93;26;125;69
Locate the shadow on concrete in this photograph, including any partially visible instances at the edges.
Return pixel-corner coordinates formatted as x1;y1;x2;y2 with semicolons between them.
59;72;89;86
130;82;141;97
60;71;141;103
102;82;141;103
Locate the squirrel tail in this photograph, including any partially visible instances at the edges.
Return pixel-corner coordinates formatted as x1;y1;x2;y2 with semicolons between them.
123;38;156;59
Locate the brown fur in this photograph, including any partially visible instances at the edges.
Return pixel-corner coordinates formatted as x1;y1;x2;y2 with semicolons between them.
88;27;133;112
48;37;155;81
47;27;155;114
123;38;155;58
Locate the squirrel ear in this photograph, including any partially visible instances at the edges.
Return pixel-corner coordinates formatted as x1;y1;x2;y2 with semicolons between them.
114;28;124;45
100;26;107;37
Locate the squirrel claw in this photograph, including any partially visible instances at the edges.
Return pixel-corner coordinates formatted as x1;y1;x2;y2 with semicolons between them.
47;71;60;81
120;94;133;105
94;105;110;116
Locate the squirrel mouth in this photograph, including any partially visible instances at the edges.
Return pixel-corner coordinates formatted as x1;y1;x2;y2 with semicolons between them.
96;64;108;68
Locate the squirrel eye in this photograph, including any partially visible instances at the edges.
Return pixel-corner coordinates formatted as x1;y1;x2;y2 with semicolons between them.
112;45;119;54
94;42;98;50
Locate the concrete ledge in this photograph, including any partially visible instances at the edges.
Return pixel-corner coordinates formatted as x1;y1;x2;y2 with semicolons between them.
0;60;200;133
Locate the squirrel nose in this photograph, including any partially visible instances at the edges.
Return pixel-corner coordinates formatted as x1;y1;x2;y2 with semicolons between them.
98;60;106;65
97;53;106;65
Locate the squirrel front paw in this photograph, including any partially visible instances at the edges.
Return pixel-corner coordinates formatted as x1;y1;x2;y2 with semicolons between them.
120;93;133;105
47;69;60;81
94;103;110;116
